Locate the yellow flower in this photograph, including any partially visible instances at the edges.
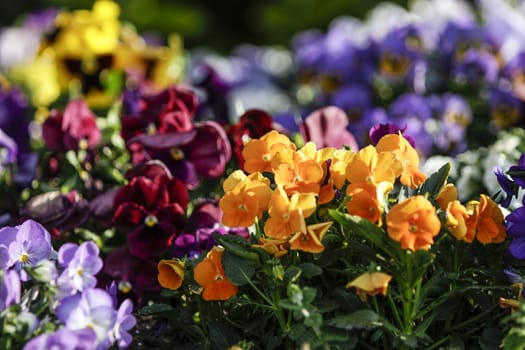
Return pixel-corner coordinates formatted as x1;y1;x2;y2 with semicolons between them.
194;247;238;301
330;148;356;189
157;259;185;290
345;183;387;224
346;272;393;302
288;221;333;253
436;183;458;211
386;196;441;251
264;186;317;240
376;133;427;188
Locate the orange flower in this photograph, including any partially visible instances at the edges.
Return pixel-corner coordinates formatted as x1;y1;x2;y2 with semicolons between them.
264;186;317;240
289;221;333;253
219;171;271;227
346;272;393;302
445;200;472;242
386;196;441;251
436;183;458;211
157;259;185;290
345;183;386;224
193;246;238;301
376;133;427;188
345;145;402;186
242;130;296;173
272;148;324;195
465;194;506;244
252;237;290;258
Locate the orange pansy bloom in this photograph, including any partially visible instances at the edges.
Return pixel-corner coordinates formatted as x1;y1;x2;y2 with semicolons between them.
346;272;393;302
465;194;506;244
345;183;384;224
445;200;472;242
242;130;296;173
252;237;290;258
193;246;238;301
375;133;427;188
345;145;402;186
272;148;324;195
288;221;333;253
386;196;441;251
157;259;185;290
264;186;317;240
219;171;271;228
436;183;458;211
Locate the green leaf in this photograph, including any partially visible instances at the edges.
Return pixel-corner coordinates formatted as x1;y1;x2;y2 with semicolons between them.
479;327;504;350
283;266;302;285
326;309;382;330
302;286;317;305
303;312;323;327
207;321;241;350
138;303;173;315
299;263;323;278
411;249;435;283
417;162;451;198
503;330;525;350
213;233;260;263
222;250;256;286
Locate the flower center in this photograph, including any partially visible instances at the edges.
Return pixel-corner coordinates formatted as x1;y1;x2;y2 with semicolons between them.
409;224;418;233
144;214;158;227
170;147;184;160
119;281;132;294
214;274;224;281
146;123;157;135
76;268;83;277
78;139;89;150
238;204;247;212
20;252;30;263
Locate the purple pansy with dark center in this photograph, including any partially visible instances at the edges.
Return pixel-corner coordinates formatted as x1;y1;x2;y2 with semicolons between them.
452;48;500;85
23;327;97;350
502;51;525;101
388;93;432;155
488;86;523;129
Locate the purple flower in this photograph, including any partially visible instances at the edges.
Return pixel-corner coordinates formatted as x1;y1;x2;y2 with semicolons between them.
56;288;117;346
0;269;21;311
506;207;525;259
388;93;433;155
494;166;517;208
109;299;136;349
369;123;416;148
23;327;97;350
502;51;525;101
488;86;523;129
452;48;499;85
57;241;103;294
6;219;54;281
508;154;525;189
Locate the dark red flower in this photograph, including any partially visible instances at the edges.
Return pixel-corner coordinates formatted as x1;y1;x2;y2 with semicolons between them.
112;169;188;259
42;99;101;151
227;109;274;168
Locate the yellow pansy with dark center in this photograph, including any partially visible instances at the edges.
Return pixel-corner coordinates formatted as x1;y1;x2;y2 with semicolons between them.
170;147;184;160
144;214;158;227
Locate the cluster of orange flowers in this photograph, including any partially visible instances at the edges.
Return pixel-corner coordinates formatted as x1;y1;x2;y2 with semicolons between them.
157;130;507;301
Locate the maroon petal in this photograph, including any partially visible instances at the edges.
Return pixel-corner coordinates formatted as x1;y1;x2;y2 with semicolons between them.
165;178;189;210
124;160;173;181
127;129;196;149
62;99;101;149
113;177;169;210
128;221;176;259
186;121;232;178
113;202;148;232
42;112;64;150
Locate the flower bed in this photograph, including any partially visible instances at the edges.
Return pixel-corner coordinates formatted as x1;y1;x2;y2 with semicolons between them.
1;0;525;349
